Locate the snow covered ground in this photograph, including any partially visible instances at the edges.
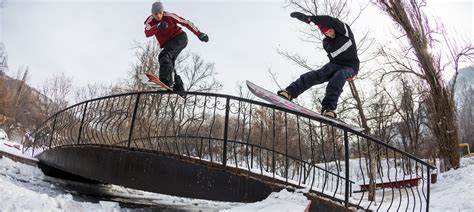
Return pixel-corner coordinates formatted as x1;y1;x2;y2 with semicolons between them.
1;135;473;211
429;157;474;211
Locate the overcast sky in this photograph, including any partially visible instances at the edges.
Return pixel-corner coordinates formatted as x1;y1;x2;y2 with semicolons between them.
1;0;473;96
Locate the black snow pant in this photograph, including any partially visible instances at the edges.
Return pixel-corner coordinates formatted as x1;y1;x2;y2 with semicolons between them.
285;63;355;111
158;32;188;90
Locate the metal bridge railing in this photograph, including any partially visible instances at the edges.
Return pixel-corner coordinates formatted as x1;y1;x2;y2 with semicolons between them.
23;91;435;211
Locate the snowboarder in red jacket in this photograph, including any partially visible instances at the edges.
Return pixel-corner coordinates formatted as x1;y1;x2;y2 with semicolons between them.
277;12;359;118
144;1;209;91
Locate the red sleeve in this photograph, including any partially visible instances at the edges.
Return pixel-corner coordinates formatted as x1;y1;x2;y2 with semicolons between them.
144;15;158;37
165;12;201;36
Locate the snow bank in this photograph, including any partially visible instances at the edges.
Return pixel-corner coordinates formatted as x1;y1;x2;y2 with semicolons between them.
429;157;474;211
225;189;310;212
0;157;121;212
0;177;120;212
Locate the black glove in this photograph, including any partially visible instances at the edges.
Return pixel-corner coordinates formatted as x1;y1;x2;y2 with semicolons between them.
156;21;168;29
198;32;209;42
290;12;310;23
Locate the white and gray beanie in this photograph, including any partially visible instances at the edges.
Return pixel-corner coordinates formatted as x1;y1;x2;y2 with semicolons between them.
151;1;164;13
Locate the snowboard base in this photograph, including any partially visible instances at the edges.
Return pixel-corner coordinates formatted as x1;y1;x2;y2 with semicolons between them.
246;80;365;132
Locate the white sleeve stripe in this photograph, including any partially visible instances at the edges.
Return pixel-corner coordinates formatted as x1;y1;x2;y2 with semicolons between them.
145;16;153;25
166;13;199;32
145;16;154;30
330;39;352;58
344;24;349;37
165;13;183;22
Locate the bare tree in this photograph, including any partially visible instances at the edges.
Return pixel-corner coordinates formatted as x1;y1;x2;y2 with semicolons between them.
383;78;429;156
456;67;474;148
13;68;30;110
368;92;397;144
374;0;474;170
40;73;73;116
0;67;47;138
180;53;222;92
0;43;7;74
458;87;474;146
73;83;113;103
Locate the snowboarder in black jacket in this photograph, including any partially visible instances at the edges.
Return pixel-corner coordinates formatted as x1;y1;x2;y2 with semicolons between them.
278;12;360;118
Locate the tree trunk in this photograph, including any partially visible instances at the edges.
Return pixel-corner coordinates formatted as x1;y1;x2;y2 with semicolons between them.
427;89;460;170
349;80;370;133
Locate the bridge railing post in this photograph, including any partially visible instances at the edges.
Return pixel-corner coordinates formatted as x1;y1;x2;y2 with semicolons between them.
284;113;289;182
272;109;275;178
48;115;58;148
128;94;141;148
32;130;38;157
222;97;230;167
344;131;349;207
427;166;431;212
77;102;89;145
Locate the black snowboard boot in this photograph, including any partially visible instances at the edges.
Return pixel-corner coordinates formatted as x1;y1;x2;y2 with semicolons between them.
173;74;185;92
159;76;173;88
173;74;186;98
277;90;293;101
321;109;337;118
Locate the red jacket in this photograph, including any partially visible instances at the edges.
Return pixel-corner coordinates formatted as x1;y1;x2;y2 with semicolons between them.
144;12;201;48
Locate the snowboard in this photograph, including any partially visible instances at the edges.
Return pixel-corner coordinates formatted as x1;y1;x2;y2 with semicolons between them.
246;80;365;132
139;72;173;91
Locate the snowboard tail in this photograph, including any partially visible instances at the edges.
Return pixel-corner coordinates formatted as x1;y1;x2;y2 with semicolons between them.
246;80;365;132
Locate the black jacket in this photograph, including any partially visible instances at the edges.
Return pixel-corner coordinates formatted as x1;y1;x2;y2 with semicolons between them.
309;16;360;73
